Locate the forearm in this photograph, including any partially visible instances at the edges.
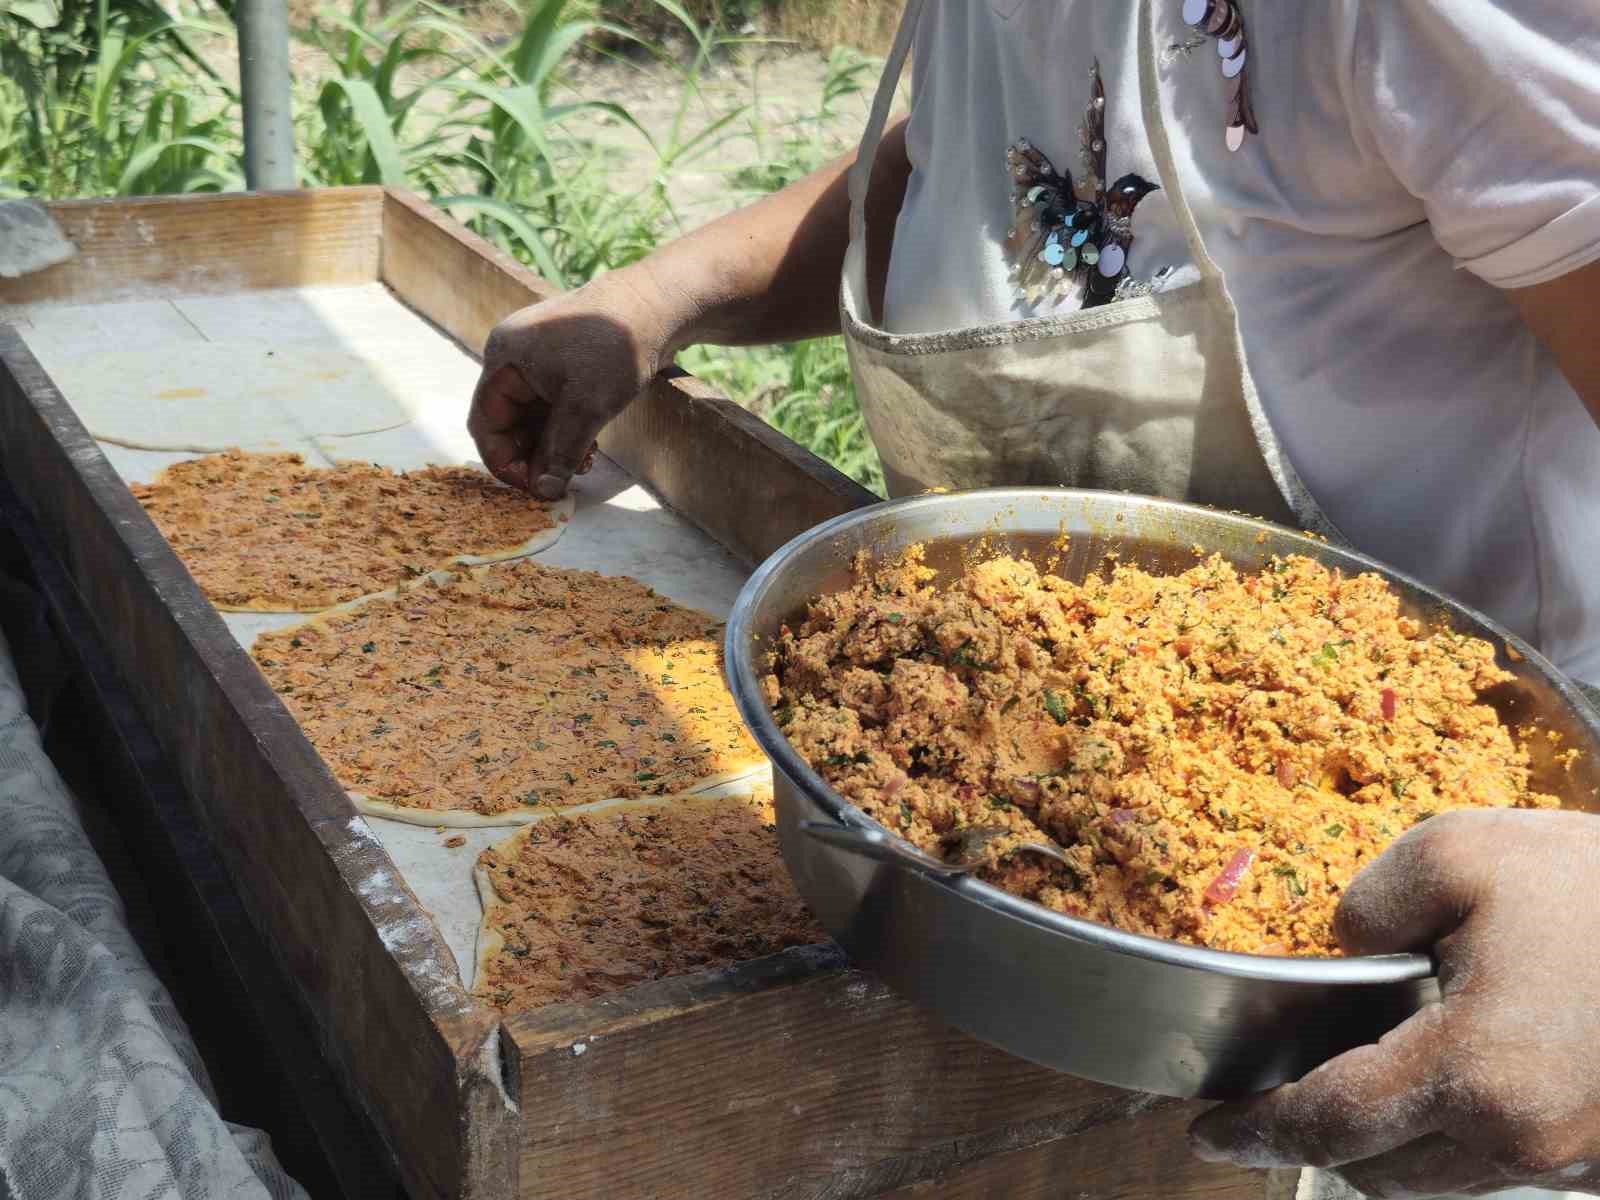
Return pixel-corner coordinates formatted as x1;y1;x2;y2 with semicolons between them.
621;118;910;355
1507;256;1600;428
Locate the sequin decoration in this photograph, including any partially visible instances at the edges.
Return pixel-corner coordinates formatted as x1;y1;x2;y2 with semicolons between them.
1003;60;1161;310
1180;0;1258;151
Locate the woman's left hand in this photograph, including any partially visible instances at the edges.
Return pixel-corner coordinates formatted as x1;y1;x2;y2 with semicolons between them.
1188;808;1600;1198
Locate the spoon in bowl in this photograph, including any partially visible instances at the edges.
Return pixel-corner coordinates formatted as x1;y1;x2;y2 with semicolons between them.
942;824;1074;875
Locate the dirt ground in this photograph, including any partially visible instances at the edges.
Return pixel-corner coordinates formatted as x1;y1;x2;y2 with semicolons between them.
559;48;877;224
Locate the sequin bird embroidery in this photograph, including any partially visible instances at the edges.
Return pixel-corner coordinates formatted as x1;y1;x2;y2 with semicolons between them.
1004;61;1161;310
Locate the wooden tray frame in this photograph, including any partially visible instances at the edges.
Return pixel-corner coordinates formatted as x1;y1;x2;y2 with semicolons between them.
0;188;1273;1200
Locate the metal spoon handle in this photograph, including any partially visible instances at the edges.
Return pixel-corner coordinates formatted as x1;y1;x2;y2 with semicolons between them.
797;820;972;876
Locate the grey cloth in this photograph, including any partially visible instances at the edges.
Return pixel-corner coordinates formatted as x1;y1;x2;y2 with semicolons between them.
0;627;308;1200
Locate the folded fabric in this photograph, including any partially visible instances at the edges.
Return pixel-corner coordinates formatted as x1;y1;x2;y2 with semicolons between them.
0;624;307;1200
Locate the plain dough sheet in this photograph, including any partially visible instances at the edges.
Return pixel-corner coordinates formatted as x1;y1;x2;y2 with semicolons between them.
7;282;755;990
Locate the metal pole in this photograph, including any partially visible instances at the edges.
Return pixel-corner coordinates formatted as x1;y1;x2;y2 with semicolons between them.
238;0;296;190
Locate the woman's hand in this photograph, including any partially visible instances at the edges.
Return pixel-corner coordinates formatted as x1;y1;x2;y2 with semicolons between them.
468;269;678;498
1189;808;1600;1198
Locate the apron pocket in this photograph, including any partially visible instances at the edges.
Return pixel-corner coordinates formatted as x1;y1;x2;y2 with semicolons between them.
845;279;1295;525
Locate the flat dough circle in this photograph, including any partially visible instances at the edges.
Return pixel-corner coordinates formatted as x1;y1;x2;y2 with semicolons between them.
52;342;476;451
132;451;571;612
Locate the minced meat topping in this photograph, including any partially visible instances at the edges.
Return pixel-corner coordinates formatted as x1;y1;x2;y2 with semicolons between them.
767;547;1562;956
131;450;562;610
474;785;821;1011
252;561;765;816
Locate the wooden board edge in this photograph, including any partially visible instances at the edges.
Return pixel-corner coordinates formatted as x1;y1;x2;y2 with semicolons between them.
502;941;848;1053
379;187;557;356
0;189;385;307
33;185;386;215
0;324;518;1200
502;946;1208;1200
606;369;879;567
456;1020;524;1200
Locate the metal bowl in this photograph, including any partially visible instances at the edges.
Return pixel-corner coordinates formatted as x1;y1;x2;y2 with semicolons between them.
724;489;1600;1100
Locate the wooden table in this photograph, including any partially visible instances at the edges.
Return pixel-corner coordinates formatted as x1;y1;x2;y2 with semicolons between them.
0;187;1281;1200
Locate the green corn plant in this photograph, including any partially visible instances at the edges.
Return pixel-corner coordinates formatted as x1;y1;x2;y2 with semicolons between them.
1;0;238;197
435;0;756;284
294;0;506;191
293;0;696;286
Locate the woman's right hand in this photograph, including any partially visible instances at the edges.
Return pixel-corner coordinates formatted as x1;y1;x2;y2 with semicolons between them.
467;116;908;498
468;269;681;499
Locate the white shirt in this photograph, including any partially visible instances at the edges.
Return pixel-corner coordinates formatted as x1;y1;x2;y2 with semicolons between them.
882;0;1600;686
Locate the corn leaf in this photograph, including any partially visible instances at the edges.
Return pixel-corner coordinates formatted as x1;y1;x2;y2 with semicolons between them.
318;77;406;186
435;193;567;289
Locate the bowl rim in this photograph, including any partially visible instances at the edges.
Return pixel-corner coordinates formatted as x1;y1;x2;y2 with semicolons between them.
724;487;1600;988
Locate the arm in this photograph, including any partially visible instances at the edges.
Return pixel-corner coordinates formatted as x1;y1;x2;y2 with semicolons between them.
468;120;911;497
1507;257;1600;428
648;116;911;352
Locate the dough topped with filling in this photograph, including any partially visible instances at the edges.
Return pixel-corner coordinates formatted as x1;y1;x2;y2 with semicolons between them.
472;785;820;1010
130;450;570;611
252;560;766;825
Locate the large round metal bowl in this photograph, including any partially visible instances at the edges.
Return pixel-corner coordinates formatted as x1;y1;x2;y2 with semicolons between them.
724;489;1600;1100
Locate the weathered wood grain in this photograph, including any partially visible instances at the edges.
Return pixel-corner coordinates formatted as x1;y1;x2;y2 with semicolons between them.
505;945;1250;1200
879;1102;1271;1199
607;369;879;567
4;189;383;306
0;324;518;1200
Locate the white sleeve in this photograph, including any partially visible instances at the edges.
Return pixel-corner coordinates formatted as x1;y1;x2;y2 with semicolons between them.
1349;0;1600;289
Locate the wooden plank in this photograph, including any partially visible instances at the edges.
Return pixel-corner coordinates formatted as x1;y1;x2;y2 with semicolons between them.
504;944;1199;1200
380;188;558;352
878;1103;1276;1200
0;189;383;307
0;324;518;1200
378;188;878;567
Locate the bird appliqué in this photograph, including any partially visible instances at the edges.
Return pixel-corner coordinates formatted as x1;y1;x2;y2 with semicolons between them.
1004;60;1161;310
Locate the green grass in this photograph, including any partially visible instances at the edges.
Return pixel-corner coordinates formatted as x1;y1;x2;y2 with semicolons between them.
680;337;882;493
733;43;870;194
0;0;884;495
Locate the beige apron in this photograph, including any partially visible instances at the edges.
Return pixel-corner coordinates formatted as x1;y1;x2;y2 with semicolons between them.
840;0;1340;544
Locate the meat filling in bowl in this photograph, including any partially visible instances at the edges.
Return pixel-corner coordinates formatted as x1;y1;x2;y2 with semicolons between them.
766;547;1564;956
